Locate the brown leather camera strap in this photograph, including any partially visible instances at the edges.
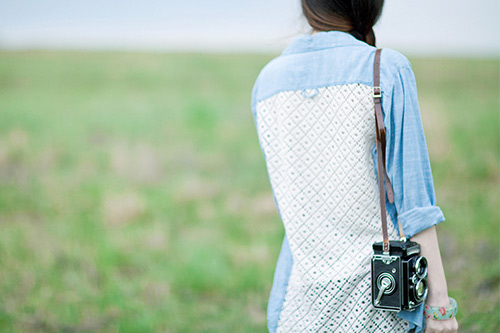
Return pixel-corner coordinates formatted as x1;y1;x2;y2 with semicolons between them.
373;48;395;253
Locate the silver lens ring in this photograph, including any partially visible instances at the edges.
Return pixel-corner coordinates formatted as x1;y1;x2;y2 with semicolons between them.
415;256;428;278
414;278;428;302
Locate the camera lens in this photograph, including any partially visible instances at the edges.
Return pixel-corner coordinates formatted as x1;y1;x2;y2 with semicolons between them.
416;281;424;297
415;256;428;278
414;279;428;302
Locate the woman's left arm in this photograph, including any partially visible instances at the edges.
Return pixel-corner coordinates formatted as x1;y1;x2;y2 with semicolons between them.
411;226;458;333
381;54;458;332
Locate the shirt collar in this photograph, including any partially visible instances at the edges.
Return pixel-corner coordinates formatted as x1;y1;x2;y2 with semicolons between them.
282;30;368;55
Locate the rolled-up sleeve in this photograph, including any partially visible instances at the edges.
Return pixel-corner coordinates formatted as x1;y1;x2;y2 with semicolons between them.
383;63;445;238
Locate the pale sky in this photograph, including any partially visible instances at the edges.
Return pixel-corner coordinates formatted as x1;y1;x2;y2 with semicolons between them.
0;0;498;56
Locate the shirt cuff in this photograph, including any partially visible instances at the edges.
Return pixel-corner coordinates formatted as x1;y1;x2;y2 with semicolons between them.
397;303;425;333
399;206;445;238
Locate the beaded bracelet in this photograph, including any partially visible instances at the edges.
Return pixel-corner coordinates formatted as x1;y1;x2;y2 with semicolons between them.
423;297;458;320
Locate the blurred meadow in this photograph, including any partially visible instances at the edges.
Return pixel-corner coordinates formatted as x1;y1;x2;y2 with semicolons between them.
0;51;498;332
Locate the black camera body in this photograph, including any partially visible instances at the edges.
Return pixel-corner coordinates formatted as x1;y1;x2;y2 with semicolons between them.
371;240;428;311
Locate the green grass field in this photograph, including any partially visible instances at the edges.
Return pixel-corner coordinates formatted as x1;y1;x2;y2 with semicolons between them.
0;51;498;332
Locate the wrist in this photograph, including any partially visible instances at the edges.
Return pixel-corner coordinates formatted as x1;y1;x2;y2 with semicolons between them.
424;297;458;320
425;291;449;306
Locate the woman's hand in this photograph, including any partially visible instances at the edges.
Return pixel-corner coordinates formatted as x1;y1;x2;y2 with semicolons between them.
410;226;459;333
425;317;458;333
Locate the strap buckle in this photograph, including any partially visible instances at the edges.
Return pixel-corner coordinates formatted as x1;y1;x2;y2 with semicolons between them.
373;86;382;99
383;241;390;255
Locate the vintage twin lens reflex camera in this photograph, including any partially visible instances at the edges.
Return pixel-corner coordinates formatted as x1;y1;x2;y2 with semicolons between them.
371;240;429;311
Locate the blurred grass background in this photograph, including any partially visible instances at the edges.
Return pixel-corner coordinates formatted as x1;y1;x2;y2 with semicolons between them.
0;51;498;332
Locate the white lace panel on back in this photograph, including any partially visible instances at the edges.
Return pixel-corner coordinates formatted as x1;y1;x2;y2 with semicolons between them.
256;84;407;332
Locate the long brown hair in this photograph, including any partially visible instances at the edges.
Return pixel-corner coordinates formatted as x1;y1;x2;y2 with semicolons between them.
301;0;385;46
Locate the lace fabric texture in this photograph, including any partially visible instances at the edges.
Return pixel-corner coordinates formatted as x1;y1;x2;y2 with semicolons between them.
255;83;408;332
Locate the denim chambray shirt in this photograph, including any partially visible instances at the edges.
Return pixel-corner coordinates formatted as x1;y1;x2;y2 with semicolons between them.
251;31;445;333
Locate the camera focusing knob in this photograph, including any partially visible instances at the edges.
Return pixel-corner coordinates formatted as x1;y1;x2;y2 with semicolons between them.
375;273;396;305
375;276;393;305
